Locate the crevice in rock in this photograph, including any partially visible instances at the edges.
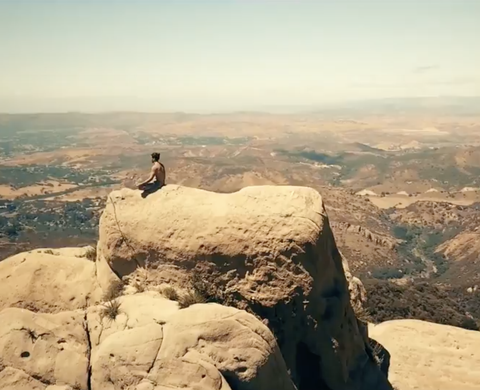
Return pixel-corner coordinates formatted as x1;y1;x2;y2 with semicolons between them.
84;310;93;390
107;195;143;271
96;320;104;346
145;329;163;376
31;374;53;386
295;342;331;390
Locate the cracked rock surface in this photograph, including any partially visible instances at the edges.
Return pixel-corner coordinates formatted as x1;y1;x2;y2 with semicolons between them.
0;258;294;390
0;307;89;389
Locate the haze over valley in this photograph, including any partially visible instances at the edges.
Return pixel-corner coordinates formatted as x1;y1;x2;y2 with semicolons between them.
2;103;480;304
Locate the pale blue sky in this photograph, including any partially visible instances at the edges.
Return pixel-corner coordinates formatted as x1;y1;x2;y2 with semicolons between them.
1;0;479;112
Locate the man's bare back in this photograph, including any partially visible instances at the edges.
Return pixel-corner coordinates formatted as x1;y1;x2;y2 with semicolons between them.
152;161;166;185
137;152;166;191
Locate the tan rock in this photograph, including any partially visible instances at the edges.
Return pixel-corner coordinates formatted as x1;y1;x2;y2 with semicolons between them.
142;359;233;390
0;184;394;390
0;367;46;390
46;386;73;390
88;294;289;390
87;292;178;349
370;319;480;390
95;246;119;292
31;246;94;259
98;185;390;389
341;251;367;312
0;308;89;390
0;251;101;313
159;303;295;390
91;324;164;389
90;319;232;389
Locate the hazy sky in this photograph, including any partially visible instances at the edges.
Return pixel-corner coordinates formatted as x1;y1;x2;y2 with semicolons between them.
1;0;479;112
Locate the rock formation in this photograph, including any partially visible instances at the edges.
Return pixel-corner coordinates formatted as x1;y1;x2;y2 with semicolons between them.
0;185;391;390
99;185;391;389
370;319;480;390
330;222;398;251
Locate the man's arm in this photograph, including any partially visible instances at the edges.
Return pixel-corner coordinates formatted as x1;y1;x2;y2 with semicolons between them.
138;167;156;186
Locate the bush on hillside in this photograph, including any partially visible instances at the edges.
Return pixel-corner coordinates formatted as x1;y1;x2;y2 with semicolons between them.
363;279;479;331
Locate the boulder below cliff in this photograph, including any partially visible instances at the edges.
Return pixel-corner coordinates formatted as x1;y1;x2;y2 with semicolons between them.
0;247;102;313
370;319;480;390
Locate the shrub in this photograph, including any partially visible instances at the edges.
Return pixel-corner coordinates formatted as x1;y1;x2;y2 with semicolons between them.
355;306;373;323
100;299;121;321
190;270;223;304
178;290;206;309
363;279;480;331
162;286;179;301
460;317;479;331
84;246;97;261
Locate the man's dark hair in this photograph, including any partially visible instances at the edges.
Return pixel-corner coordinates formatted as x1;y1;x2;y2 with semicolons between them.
151;152;160;162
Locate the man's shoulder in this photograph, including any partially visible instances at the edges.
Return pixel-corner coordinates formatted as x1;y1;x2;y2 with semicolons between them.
153;161;165;171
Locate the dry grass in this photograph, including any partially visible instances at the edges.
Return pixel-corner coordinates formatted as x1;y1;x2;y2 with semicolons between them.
371;340;385;366
132;281;145;293
100;299;121;321
172;270;225;309
178;290;206;309
190;270;223;303
162;286;179;301
43;249;55;255
102;279;124;302
191;272;210;298
84;246;97;261
355;306;373;324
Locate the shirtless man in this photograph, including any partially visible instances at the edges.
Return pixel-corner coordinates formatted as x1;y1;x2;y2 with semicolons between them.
137;152;166;192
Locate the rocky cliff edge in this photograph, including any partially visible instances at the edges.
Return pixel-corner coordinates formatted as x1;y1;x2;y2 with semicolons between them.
0;185;391;390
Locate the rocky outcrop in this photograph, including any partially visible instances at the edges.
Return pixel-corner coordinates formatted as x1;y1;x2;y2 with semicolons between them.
87;293;290;390
0;308;90;389
331;222;398;250
436;231;480;263
370;319;480;390
99;185;391;390
0;284;293;390
0;184;392;390
0;248;102;313
341;250;368;313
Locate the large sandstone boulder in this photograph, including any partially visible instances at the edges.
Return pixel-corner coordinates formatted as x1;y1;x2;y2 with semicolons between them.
370;319;480;390
98;185;391;389
0;308;89;389
0;248;102;313
0;287;295;390
159;303;293;390
0;184;394;390
88;292;293;390
87;292;179;349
